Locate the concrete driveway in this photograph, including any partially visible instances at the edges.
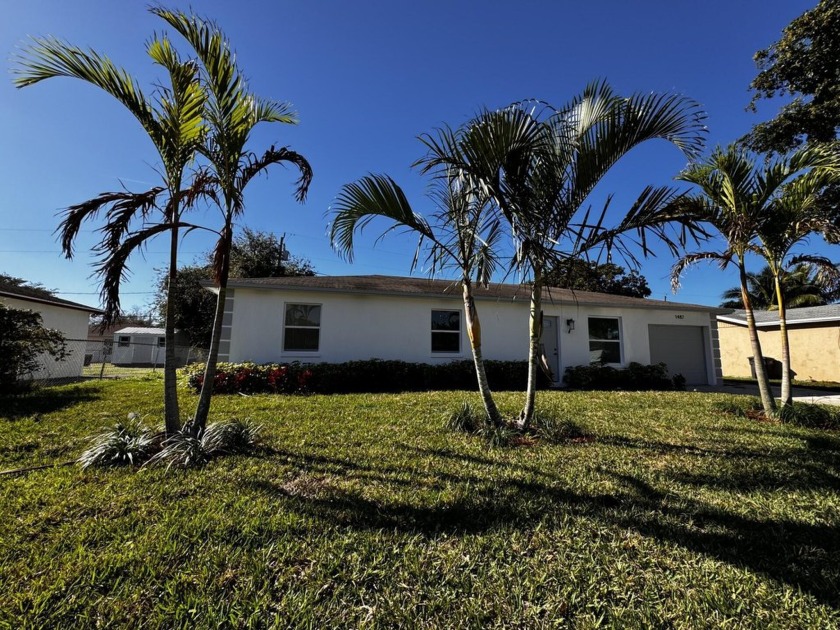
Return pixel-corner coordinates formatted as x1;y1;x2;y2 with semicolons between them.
694;382;840;406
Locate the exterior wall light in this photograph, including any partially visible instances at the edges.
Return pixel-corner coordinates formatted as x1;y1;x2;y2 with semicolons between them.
566;318;575;333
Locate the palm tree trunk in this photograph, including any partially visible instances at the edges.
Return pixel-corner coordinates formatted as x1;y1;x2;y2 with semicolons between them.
193;226;233;434
163;223;181;435
740;263;776;414
520;267;543;429
462;281;504;427
774;274;793;406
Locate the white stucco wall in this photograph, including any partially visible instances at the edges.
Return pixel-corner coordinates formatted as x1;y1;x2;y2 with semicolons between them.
0;296;92;379
226;287;719;385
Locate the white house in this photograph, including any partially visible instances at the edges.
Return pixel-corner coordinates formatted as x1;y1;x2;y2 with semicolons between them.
209;275;727;386
0;283;102;380
111;327;191;366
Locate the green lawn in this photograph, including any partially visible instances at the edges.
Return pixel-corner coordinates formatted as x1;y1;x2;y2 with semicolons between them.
2;380;839;628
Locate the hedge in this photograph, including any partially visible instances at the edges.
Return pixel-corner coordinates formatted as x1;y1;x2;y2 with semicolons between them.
182;359;552;395
563;362;685;391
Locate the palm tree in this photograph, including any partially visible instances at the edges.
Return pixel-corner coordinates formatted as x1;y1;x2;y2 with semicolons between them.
720;263;834;309
154;8;313;433
420;83;707;427
672;144;839;413
331;172;506;427
753;147;840;405
13;33;207;434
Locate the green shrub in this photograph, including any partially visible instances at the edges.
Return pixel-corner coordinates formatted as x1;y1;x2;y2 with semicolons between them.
776;402;840;430
563;362;683;391
78;416;160;469
445;401;484;434
531;413;589;444
182;359;551;396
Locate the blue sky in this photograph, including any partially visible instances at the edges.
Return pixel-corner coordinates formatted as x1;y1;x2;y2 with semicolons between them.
1;0;823;314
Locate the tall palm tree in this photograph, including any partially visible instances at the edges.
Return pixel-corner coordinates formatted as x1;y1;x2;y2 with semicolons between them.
154;8;313;433
720;263;834;309
672;145;839;413
13;33;207;434
331;172;506;427
754;147;840;405
421;83;707;427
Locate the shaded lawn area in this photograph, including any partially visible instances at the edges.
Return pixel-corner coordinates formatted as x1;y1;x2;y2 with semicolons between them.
1;380;839;628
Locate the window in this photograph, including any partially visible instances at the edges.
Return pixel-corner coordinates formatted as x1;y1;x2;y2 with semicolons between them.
284;304;321;351
431;310;461;353
158;337;166;347
588;317;622;364
117;336;131;348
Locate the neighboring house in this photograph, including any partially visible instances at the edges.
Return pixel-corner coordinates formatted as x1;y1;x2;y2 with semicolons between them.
718;305;840;382
208;275;727;386
111;327;191;366
0;283;102;380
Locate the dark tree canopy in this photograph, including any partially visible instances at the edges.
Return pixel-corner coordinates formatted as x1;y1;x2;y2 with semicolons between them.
744;0;840;153
0;303;67;394
719;263;836;309
0;273;55;299
155;230;315;346
543;260;652;299
227;228;315;279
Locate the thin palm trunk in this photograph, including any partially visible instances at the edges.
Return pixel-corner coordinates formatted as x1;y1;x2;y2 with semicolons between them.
740;263;776;414
462;281;503;427
774;274;793;406
193;224;233;432
520;267;543;428
163;222;181;434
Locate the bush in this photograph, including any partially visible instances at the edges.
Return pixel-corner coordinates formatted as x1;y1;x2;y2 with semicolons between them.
445;402;484;434
531;413;588;444
776;402;840;430
563;362;683;391
78;416;161;469
183;359;551;396
0;304;67;395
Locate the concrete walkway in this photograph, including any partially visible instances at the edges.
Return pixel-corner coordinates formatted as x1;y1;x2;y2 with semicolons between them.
694;382;840;406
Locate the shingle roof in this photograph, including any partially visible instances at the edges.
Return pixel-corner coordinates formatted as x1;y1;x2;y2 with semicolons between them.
718;304;840;327
224;274;728;313
0;282;102;314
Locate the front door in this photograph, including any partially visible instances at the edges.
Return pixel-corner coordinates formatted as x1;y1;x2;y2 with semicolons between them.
541;316;560;383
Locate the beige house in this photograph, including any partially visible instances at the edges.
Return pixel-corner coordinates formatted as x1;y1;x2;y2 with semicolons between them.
717;305;840;383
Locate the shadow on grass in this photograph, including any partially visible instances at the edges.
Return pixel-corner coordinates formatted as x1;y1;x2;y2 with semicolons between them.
0;385;104;420
245;439;840;608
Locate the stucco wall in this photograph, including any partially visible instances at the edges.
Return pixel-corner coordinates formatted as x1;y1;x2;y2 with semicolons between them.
227;287;720;385
719;320;840;382
0;296;91;379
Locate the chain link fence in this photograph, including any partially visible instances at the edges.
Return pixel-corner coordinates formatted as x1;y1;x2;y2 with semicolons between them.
25;338;208;383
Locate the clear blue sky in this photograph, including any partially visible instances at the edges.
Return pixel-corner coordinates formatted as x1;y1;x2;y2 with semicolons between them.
1;0;824;314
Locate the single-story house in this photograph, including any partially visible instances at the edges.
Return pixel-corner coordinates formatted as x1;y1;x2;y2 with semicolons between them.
207;275;727;386
111;327;191;366
0;282;102;380
717;305;840;383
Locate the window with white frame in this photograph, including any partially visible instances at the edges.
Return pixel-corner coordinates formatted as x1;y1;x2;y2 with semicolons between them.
431;309;461;353
588;317;622;364
284;304;321;351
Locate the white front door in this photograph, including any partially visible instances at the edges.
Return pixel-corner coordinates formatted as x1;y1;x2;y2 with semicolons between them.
541;316;560;382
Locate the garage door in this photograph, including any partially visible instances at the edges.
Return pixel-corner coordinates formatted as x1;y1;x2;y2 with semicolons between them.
648;325;708;385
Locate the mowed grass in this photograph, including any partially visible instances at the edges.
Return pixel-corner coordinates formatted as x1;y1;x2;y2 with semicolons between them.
1;380;839;629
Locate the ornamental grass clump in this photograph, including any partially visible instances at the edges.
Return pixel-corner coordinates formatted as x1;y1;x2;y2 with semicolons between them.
776;402;840;431
78;416;160;469
445;401;483;434
200;418;263;455
531;413;589;444
145;430;209;471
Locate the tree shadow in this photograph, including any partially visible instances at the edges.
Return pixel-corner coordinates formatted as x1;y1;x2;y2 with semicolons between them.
243;441;840;608
0;385;104;420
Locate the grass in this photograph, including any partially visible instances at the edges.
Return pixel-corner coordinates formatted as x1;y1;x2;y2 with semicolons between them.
1;381;839;628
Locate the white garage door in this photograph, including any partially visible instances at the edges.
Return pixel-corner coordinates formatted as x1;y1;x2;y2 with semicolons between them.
648;325;708;385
